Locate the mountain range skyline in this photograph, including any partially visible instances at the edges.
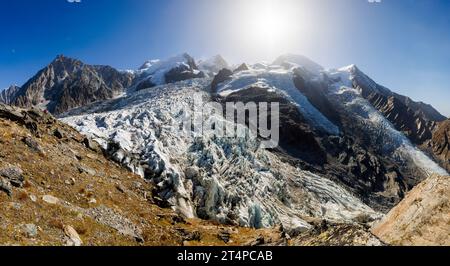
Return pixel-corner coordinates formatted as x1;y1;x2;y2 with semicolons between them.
1;0;450;116
2;52;449;118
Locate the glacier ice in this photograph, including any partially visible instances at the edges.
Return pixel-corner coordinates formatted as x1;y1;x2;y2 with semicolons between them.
326;67;448;177
62;77;380;231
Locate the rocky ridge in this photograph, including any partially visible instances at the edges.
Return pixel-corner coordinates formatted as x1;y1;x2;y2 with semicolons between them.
10;55;134;115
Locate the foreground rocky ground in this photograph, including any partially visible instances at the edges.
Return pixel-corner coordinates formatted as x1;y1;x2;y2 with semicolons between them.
1;104;385;246
372;174;450;246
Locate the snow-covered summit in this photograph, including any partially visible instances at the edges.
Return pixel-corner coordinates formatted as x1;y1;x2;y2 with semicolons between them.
138;59;161;71
133;53;205;90
273;54;324;73
198;55;229;75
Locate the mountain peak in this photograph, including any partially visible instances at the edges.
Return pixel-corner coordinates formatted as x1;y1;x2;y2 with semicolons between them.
273;54;323;73
339;64;358;73
49;55;84;72
198;55;229;74
233;63;250;73
139;59;161;70
52;54;80;64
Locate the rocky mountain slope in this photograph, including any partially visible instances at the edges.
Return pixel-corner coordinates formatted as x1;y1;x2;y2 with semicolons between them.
426;119;450;172
132;53;205;91
214;61;447;211
2;53;207;116
371;174;449;246
7;55;134;115
0;103;287;246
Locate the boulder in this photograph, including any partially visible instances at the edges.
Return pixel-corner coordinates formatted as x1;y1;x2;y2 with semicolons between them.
0;166;25;188
0;177;12;196
23;224;38;238
64;225;83;246
42;195;60;205
22;136;44;154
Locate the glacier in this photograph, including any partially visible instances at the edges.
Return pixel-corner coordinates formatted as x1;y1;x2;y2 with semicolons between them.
60;60;447;233
61;77;380;232
325;66;448;177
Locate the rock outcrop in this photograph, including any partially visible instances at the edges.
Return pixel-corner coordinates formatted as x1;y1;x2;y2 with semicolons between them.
210;68;233;94
233;63;250;73
372;174;450;246
428;119;450;172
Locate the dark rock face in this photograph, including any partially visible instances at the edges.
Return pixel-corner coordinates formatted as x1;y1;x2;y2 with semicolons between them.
210;68;233;94
428;119;450;172
164;54;205;84
293;68;342;126
222;87;327;166
0;166;25;189
135;78;156;91
11;55;134;115
165;62;205;84
349;66;445;145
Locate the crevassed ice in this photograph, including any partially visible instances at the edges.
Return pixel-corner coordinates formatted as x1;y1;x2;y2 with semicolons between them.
61;78;380;231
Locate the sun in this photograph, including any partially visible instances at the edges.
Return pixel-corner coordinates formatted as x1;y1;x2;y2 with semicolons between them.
249;1;291;41
235;0;301;60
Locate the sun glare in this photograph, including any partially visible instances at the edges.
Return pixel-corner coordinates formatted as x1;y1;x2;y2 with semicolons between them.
232;0;303;61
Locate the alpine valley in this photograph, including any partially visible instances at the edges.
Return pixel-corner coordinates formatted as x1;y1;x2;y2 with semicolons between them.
0;53;448;246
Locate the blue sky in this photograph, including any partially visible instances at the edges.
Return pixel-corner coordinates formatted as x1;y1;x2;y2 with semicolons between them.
1;0;449;116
